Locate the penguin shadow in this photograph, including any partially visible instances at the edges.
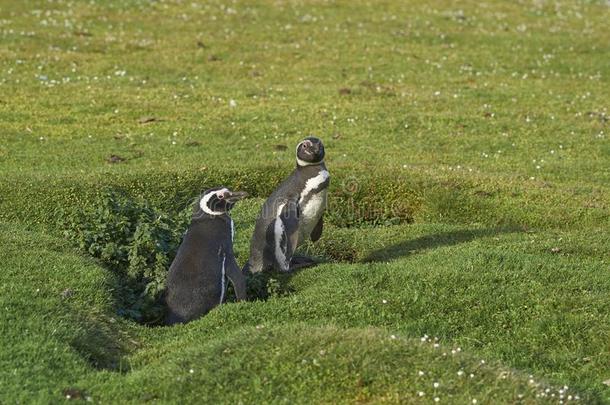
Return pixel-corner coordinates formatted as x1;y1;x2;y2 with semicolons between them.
361;226;522;263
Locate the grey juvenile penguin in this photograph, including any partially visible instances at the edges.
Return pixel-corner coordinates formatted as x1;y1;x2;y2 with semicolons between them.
165;187;248;325
244;136;329;273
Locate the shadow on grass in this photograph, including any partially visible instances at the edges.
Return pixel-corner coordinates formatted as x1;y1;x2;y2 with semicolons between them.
64;269;142;372
69;311;134;373
362;227;522;263
246;227;523;297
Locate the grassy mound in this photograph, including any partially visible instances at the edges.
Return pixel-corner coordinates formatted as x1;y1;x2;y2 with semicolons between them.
85;324;574;403
0;224;137;401
1;220;608;402
1;167;608;230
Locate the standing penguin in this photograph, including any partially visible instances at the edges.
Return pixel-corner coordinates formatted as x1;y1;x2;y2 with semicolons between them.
244;136;329;273
165;187;248;325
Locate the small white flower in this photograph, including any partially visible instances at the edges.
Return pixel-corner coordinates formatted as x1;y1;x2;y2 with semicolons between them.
382;299;388;304
418;391;425;397
390;335;396;339
418;370;425;376
472;399;477;404
434;397;440;402
457;370;464;376
189;369;194;374
229;99;237;108
433;382;440;388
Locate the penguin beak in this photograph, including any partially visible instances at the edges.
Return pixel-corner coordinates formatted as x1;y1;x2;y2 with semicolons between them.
302;140;318;156
225;191;248;203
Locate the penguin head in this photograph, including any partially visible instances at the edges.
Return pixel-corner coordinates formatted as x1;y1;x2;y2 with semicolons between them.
198;187;248;216
296;137;325;167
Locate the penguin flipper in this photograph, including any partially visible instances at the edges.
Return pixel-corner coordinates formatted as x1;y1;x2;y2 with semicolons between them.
283;200;300;271
226;256;247;301
310;215;324;242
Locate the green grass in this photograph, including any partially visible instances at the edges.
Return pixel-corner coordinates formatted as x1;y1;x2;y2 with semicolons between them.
1;0;609;403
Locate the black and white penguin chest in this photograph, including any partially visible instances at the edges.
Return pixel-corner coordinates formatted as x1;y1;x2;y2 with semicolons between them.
296;168;330;245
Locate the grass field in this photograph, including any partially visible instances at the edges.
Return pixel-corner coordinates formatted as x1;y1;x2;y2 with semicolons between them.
1;0;609;403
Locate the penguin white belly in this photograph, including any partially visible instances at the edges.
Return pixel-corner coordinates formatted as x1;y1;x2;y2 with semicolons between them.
296;169;330;245
297;189;327;245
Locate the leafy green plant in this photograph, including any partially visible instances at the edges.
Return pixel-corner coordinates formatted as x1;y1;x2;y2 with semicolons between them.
60;190;191;324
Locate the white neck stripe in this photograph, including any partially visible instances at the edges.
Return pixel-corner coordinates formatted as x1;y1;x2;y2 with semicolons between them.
297;157;323;167
200;192;224;216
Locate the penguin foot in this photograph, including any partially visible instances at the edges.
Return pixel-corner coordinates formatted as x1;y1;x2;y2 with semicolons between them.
289;254;318;271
